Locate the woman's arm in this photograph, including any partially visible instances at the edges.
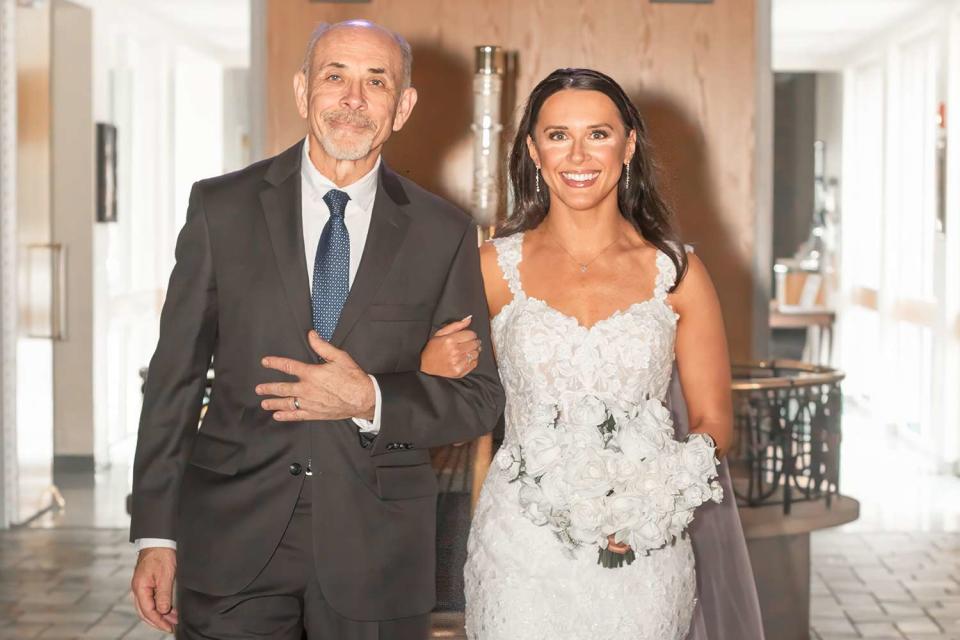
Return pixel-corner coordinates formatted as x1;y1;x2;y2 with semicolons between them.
669;253;734;456
421;241;510;378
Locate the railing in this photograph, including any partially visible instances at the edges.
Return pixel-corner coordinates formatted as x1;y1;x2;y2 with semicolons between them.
729;360;845;515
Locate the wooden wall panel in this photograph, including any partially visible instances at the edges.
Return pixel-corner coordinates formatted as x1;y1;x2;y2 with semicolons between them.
264;0;766;361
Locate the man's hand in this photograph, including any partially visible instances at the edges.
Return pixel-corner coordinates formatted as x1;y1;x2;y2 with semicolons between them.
257;330;376;422
131;547;178;633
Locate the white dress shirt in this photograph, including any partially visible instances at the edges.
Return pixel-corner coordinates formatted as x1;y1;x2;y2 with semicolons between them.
136;139;385;552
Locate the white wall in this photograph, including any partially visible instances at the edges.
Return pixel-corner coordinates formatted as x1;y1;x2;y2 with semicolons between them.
85;2;238;467
51;0;96;460
837;0;960;470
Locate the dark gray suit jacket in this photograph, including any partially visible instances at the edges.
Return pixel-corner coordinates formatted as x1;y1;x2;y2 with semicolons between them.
130;140;505;621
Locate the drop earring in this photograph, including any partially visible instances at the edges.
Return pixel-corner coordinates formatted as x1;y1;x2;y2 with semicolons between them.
536;167;541;194
624;163;631;190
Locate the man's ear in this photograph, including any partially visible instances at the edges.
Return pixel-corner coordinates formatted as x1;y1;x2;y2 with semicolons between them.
526;135;541;168
293;71;309;120
392;87;419;132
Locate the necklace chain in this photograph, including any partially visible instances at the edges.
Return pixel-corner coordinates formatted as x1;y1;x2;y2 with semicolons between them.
544;226;619;273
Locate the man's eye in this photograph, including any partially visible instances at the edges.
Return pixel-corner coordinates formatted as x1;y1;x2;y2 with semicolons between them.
370;79;384;87
327;74;341;81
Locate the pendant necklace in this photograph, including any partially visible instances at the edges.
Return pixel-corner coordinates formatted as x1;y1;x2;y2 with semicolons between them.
544;226;620;273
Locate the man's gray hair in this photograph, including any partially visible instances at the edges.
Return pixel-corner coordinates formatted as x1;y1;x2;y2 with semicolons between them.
300;20;413;90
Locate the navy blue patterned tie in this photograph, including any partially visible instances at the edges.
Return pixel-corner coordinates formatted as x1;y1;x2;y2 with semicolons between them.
312;189;351;341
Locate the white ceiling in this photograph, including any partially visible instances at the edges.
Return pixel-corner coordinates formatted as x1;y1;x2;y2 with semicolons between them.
773;0;944;70
71;0;250;66
136;0;249;61
72;0;947;73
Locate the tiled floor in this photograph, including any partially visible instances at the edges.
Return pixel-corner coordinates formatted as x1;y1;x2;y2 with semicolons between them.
810;531;960;640
1;400;958;639
0;528;467;639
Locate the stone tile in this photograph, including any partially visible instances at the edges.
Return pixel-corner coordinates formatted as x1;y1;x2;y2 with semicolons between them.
814;618;859;635
856;621;905;637
896;618;943;634
120;623;169;640
0;626;48;639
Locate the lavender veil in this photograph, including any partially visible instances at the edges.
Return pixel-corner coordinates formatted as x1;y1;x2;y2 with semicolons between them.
668;366;766;640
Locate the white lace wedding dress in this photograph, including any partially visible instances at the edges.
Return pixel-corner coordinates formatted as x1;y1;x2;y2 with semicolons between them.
464;232;696;640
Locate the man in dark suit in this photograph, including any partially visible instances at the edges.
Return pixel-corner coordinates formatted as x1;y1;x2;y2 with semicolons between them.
129;20;503;639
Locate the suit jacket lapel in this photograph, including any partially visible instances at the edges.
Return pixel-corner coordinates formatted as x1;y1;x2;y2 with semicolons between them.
259;141;316;359
331;165;411;347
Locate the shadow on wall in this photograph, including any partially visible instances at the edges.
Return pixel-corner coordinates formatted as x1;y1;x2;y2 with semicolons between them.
384;42;520;220
636;90;753;358
385;40;473;211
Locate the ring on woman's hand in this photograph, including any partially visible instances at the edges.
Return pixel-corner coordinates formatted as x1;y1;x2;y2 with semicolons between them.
466;352;475;363
293;397;301;410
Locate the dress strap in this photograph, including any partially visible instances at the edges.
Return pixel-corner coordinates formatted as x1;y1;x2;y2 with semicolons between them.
653;242;694;301
490;233;526;298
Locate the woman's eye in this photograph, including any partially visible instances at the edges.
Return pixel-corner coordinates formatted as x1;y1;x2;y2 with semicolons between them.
548;131;567;141
590;130;609;139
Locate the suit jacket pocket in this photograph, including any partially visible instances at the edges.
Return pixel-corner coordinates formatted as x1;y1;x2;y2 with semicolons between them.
376;463;437;500
188;431;244;476
366;303;433;322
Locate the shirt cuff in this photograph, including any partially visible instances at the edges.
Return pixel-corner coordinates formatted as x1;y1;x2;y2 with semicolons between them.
352;374;381;434
135;538;177;552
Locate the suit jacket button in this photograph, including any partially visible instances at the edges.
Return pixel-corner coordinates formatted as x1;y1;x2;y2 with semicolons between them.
289;463;303;476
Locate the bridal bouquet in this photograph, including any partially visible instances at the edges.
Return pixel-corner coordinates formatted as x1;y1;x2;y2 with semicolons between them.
497;395;722;568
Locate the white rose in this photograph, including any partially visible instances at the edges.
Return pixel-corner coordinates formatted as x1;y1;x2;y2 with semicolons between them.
639;397;674;427
680;482;713;510
710;481;724;503
521;426;564;477
565;425;605;451
606;493;645;533
518;484;550;526
616;424;664;462
682;436;720;479
565;395;609;430
563;448;612;500
538;469;573;508
530;402;559;429
630;512;671;551
669;508;694;534
671;468;697;491
567;499;605;546
604;455;638;491
495;445;522;480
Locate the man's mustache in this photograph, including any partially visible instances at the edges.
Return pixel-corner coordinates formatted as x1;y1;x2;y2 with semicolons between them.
322;110;376;131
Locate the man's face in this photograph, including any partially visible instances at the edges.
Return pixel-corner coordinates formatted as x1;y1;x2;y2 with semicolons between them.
294;26;416;162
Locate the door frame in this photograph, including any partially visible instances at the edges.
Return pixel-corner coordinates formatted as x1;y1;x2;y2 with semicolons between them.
0;0;18;529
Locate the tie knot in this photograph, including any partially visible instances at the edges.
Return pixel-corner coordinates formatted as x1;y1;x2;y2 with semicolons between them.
322;189;350;219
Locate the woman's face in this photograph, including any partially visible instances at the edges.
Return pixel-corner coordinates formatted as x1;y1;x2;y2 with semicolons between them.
527;89;636;213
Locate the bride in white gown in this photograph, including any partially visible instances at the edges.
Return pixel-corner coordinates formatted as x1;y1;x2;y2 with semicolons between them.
420;68;734;640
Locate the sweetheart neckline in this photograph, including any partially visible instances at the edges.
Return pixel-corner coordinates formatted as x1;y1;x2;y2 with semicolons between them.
492;294;675;333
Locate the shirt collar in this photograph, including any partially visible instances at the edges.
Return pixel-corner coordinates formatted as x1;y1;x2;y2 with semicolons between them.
301;136;381;213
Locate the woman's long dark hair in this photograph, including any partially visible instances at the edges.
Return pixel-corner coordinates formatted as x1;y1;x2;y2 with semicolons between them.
499;68;688;291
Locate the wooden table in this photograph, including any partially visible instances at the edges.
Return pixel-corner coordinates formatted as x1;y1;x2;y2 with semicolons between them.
769;302;836;365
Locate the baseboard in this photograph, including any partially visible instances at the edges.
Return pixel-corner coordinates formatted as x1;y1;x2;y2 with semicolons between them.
53;455;95;474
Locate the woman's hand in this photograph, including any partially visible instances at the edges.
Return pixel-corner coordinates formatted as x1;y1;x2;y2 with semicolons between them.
607;534;632;555
420;316;482;378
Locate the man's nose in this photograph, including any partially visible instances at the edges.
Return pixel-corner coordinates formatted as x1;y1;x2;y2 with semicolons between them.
339;81;366;110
